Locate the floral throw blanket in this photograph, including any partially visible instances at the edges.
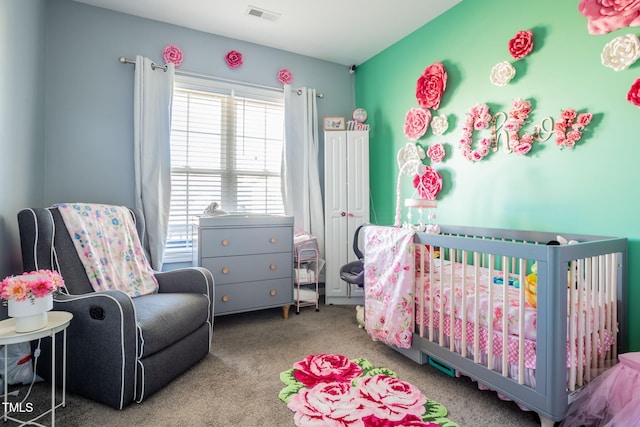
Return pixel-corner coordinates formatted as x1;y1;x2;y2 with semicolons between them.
364;226;416;349
57;203;158;297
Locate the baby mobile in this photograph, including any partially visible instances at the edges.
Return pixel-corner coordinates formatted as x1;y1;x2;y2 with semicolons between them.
394;62;449;233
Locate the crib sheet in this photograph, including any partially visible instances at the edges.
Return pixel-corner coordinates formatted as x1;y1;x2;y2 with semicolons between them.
419;259;537;340
417;259;616;368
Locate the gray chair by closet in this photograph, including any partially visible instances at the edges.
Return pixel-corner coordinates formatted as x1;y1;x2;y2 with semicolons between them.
17;205;214;410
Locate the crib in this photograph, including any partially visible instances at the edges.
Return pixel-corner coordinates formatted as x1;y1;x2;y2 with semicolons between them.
363;225;627;426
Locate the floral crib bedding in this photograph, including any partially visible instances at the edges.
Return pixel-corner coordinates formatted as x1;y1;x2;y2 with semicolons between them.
363;226;617;375
420;259;538;340
415;259;616;370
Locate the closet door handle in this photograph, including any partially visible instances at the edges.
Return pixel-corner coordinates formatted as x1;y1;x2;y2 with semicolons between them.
341;211;346;217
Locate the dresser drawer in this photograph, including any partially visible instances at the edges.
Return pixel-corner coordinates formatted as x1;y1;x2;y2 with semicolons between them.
200;227;292;257
201;252;292;285
215;279;292;315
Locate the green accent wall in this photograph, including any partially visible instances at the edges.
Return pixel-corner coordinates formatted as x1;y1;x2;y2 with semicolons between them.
356;0;640;350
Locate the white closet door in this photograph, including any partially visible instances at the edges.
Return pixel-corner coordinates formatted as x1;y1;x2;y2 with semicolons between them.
346;130;369;255
324;131;349;299
324;130;369;304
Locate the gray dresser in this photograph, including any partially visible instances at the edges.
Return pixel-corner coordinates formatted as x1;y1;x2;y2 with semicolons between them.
192;214;294;318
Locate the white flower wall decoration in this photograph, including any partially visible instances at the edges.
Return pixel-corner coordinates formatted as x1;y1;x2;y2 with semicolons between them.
601;33;640;71
490;61;516;86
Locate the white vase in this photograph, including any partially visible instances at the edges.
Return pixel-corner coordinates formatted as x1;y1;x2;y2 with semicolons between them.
8;294;53;333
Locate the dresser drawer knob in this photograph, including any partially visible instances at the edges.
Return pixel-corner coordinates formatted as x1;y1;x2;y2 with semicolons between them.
270;290;277;296
222;267;229;274
222;295;229;302
269;263;276;270
222;239;229;246
270;237;277;244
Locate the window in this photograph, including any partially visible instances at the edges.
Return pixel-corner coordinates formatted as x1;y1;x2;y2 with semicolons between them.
164;75;285;262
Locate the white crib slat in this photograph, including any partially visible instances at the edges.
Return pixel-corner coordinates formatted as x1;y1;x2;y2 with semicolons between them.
605;254;614;364
610;254;617;362
585;257;593;382
474;252;480;364
461;251;468;358
487;254;495;373
569;260;577;391
598;256;605;369
591;257;599;373
576;259;585;388
502;255;508;377
518;257;526;385
426;247;433;341
449;250;456;352
439;250;445;347
413;245;426;338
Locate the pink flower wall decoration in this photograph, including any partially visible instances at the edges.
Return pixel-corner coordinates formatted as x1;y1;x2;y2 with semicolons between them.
508;30;534;60
225;50;243;69
628;78;640;107
162;45;183;67
412;166;442;200
403;108;431;141
416;62;447;110
579;0;640;35
427;143;445;163
554;108;593;148
277;68;293;84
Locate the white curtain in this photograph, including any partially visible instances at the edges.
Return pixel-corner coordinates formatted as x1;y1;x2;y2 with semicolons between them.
282;86;325;258
133;55;174;271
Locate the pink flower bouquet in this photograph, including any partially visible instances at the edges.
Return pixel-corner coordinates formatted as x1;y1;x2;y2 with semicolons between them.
0;270;64;303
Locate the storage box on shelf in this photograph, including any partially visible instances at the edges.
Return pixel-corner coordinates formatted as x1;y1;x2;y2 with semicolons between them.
293;233;320;313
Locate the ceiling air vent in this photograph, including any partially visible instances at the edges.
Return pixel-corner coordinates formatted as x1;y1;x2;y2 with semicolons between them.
245;6;281;22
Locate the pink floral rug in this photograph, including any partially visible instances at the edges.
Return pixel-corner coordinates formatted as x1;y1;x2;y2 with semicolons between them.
279;353;458;427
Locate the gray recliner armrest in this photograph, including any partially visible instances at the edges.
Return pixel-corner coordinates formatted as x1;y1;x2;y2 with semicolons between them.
155;267;214;296
155;267;215;326
44;290;139;410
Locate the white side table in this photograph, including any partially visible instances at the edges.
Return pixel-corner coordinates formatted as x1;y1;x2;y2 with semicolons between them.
0;311;73;426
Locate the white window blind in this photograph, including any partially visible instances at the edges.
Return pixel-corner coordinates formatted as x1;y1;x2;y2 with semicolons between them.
164;75;285;262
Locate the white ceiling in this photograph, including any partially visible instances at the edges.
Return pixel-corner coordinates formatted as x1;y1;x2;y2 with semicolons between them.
72;0;462;66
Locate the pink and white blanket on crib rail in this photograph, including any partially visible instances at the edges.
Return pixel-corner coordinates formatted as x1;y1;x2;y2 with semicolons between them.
363;226;416;349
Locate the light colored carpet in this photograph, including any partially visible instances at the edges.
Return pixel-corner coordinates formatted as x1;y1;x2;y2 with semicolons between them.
6;301;542;426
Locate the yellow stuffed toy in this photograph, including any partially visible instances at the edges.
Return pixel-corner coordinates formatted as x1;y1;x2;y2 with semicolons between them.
525;263;537;308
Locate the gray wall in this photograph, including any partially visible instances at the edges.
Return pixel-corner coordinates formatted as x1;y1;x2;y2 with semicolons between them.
44;0;354;207
0;0;47;278
0;0;354;277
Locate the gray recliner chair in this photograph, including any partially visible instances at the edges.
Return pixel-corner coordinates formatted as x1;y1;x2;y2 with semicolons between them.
17;206;214;410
